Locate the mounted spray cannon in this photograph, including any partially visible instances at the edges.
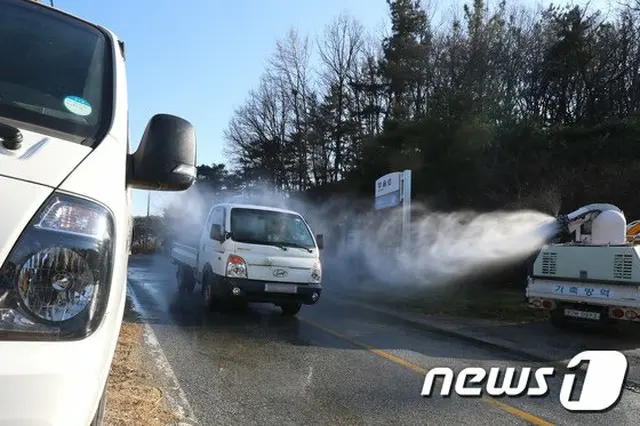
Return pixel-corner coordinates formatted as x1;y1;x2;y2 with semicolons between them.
526;203;640;328
553;203;626;244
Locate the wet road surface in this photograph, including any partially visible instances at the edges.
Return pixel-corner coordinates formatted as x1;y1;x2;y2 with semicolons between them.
127;254;640;426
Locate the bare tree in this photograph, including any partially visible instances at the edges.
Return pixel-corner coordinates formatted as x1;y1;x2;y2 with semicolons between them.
268;29;314;190
317;13;365;180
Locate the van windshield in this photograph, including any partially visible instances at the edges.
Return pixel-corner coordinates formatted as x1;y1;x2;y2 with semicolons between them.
230;208;316;249
0;0;112;144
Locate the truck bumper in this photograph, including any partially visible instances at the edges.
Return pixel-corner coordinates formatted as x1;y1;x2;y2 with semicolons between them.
217;276;322;305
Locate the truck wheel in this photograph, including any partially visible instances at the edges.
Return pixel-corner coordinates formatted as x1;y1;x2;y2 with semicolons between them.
281;302;302;316
90;384;107;426
178;266;195;294
203;273;219;312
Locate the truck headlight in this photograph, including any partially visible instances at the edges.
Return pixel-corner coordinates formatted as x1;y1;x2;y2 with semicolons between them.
0;192;114;340
309;262;321;284
226;255;247;278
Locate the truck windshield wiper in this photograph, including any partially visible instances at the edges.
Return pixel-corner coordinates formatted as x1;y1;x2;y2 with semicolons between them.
280;242;313;253
235;237;311;252
234;237;286;250
255;241;288;251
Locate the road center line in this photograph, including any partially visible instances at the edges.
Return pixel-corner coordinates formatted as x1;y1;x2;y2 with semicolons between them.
300;317;555;426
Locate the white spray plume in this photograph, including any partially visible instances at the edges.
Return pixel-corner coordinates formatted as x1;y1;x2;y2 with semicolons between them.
374;208;557;284
162;183;559;288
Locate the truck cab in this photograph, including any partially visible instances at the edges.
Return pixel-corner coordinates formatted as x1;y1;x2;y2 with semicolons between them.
0;1;196;425
171;203;324;316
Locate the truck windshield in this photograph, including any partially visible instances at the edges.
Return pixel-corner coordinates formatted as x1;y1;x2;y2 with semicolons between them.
230;208;316;250
0;0;112;144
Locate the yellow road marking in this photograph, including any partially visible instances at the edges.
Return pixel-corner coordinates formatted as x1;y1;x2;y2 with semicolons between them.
301;317;555;426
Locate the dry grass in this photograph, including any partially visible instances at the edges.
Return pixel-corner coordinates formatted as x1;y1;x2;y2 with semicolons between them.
415;288;549;322
104;322;179;426
364;287;549;323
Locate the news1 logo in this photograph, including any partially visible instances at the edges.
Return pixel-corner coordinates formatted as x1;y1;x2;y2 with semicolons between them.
421;350;628;412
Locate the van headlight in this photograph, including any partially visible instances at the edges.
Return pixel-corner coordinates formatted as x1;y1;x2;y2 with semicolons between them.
0;192;114;340
309;262;321;284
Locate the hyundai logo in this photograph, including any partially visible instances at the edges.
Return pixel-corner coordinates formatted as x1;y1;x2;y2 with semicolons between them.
272;268;288;278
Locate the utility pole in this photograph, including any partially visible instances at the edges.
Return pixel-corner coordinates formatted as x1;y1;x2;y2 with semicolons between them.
145;192;150;251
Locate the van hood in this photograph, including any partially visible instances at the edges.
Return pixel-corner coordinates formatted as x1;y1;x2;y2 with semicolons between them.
0;126;92;188
0;175;54;266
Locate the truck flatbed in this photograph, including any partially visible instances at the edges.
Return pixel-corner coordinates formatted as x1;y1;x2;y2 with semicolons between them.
171;242;198;269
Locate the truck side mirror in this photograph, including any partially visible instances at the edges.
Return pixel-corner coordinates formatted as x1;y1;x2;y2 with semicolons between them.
210;224;223;242
316;234;324;250
127;114;197;191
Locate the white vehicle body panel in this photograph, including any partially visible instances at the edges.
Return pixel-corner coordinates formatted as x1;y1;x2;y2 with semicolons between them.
526;278;640;308
171;242;197;269
0;12;131;425
0;177;53;265
0;130;91;187
532;244;640;283
234;241;319;283
527;244;640;320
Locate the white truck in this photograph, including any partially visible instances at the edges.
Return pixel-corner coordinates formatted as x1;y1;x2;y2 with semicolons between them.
0;1;196;425
170;203;324;316
526;203;640;328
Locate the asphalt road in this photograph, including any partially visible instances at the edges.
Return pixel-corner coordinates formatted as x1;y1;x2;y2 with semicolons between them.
127;254;640;426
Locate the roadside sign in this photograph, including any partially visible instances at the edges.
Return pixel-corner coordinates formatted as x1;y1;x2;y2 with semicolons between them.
375;172;402;210
375;191;401;210
373;170;412;249
375;172;402;198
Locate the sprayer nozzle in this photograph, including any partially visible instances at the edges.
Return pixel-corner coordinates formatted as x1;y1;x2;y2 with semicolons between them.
556;214;570;234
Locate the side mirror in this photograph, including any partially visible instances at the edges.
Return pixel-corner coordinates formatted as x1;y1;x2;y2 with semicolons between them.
210;224;223;242
127;114;197;191
315;234;324;250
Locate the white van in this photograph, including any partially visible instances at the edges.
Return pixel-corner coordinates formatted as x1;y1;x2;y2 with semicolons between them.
170;203;324;315
0;1;196;425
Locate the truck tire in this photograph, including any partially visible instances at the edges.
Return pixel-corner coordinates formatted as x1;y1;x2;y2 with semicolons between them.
281;302;301;316
178;266;195;294
202;271;219;312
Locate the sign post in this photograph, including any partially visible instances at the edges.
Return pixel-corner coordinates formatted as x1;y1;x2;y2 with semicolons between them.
401;169;412;250
374;169;412;250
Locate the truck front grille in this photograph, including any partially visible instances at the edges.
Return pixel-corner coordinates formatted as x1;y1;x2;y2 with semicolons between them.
541;252;557;275
613;254;633;280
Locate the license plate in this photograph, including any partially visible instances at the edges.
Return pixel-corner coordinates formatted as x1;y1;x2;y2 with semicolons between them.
264;283;297;293
564;309;600;320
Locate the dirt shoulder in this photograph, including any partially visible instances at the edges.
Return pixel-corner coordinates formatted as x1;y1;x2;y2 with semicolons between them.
104;304;179;426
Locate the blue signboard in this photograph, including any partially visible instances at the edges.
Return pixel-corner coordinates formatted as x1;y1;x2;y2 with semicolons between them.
375;172;402;211
375;190;401;210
